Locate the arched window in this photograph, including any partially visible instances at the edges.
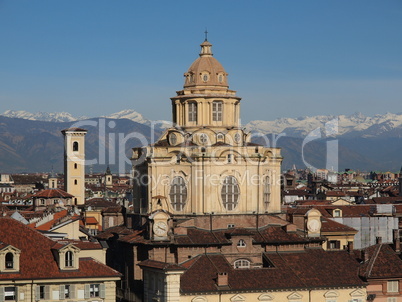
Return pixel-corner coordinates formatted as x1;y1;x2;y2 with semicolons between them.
188;102;197;122
5;252;13;268
169;176;187;211
237;239;246;247
72;141;79;152
74;163;78;169
221;176;239;210
74;179;78;185
212;101;223;121
263;176;271;205
65;251;73;267
234;259;250;269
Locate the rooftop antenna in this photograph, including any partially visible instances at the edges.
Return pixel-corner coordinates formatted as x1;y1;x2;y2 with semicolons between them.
204;28;208;41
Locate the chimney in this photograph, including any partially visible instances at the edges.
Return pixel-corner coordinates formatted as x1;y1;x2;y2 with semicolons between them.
394;229;400;253
347;241;354;253
217;272;228;287
376;236;382;244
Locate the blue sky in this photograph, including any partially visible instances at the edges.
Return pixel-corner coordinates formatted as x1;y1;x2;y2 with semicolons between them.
0;0;401;123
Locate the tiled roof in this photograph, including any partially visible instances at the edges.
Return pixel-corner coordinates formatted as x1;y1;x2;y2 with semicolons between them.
61;127;87;132
358;244;402;279
96;225;136;240
179;249;364;293
253;226;315;244
55;239;103;250
33;188;73;198
28;210;81;231
320;217;357;233
85;198;118;208
0;217;121;280
138;259;185;271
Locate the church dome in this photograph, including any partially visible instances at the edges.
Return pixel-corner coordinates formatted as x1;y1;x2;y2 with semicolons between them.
184;40;229;88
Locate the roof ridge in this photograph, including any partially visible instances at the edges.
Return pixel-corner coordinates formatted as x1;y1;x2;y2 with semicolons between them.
366;244;382;278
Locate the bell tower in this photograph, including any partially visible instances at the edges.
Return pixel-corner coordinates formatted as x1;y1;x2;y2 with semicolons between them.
62;127;87;205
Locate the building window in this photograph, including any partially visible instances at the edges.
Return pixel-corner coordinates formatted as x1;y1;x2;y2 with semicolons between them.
74;163;77;169
333;209;341;217
263;176;271;205
169;133;177;145
65;251;74;267
74;179;77;185
387;298;397;302
202;74;209;82
90;284;100;297
234;259;250;269
64;285;71;299
40;199;45;205
218;74;224;83
212;101;223;121
237;239;246;247
328;240;341;250
199;133;208;145
4;287;17;301
169;176;187;211
188;102;197;122
39;285;46;299
217;133;224;142
72;141;79;152
5;253;13;269
388;280;399;292
221;176;239;211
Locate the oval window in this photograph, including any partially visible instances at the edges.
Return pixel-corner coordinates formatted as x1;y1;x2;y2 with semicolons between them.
169;133;177;145
169;176;187;211
221;176;239;210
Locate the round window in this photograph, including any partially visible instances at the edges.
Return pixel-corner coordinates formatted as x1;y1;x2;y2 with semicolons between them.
203;74;208;82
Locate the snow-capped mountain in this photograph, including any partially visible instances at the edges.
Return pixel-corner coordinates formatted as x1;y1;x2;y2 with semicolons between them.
2;110;402;138
102;109;149;124
1;110;86;122
245;112;402;138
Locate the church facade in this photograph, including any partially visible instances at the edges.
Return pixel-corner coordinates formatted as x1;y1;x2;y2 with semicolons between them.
131;39;282;219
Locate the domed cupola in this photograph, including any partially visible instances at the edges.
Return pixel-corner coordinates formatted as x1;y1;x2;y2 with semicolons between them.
184;40;229;89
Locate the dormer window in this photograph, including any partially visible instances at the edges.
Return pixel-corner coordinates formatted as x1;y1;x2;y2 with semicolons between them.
333;209;342;217
0;245;21;273
5;252;13;268
65;251;74;267
57;244;80;270
234;259;250;269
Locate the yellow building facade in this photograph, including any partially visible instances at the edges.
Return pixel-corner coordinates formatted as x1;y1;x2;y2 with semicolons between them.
132;39;282;217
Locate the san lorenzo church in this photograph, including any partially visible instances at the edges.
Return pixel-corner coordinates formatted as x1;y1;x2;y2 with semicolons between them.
98;39;367;302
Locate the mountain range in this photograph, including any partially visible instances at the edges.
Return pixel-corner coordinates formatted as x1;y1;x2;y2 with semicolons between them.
0;110;401;173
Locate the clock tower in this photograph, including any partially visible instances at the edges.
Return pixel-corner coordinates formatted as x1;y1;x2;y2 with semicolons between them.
132;39;283;217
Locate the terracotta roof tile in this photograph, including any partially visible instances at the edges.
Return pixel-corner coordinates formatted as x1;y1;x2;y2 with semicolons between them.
179;249;364;293
0;217;120;280
33;188;74;198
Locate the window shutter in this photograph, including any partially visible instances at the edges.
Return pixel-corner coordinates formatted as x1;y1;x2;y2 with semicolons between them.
0;287;4;302
59;286;65;300
35;286;40;301
99;284;105;299
84;285;90;299
15;287;18;302
69;285;75;300
45;286;50;300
